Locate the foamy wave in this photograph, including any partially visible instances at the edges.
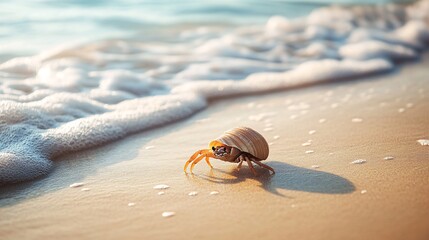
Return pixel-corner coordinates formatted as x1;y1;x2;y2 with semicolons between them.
1;1;429;184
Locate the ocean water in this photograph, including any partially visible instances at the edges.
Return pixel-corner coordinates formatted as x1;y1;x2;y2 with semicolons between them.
1;0;428;184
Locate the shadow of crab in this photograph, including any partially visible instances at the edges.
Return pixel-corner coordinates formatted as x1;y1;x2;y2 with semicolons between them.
190;161;355;197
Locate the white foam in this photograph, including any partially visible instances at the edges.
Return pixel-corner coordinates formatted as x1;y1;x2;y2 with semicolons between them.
1;1;429;185
339;40;418;61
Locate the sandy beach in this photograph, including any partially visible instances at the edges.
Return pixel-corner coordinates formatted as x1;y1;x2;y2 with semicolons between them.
1;50;428;240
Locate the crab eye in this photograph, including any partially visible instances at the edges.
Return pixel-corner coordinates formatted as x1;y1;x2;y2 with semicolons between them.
212;146;215;151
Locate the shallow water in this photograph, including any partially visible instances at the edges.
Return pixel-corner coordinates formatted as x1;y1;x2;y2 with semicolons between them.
0;0;417;58
0;0;428;184
0;0;322;58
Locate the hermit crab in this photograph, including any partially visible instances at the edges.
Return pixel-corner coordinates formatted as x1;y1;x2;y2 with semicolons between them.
184;126;275;175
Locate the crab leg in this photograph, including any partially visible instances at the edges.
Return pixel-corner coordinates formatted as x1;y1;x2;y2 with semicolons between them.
205;156;214;169
244;156;258;176
203;150;216;168
190;154;205;173
251;158;275;174
236;155;244;171
184;149;205;172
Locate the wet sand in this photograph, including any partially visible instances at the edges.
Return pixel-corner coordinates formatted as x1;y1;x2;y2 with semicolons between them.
1;56;428;240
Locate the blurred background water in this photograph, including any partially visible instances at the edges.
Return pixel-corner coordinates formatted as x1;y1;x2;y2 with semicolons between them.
0;0;416;61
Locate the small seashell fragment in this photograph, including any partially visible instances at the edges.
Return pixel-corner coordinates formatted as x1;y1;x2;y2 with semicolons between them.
69;182;84;188
417;139;429;146
352;118;363;123
302;142;312;147
81;188;90;192
319;118;326;123
158;191;165;195
305;150;314;154
248;112;276;121
311;165;320;169
145;146;155;150
351;159;367;164
273;135;280;140
162;212;176;218
384;156;394;160
188;191;198;196
308;130;316;135
153;184;170;190
128;203;136;207
210;191;219;195
288;102;309;110
361;190;367;194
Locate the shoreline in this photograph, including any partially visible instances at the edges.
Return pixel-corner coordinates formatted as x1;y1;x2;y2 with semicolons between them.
1;53;428;240
2;0;429;185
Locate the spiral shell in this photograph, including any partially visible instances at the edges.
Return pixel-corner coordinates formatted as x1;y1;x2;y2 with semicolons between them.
210;127;269;160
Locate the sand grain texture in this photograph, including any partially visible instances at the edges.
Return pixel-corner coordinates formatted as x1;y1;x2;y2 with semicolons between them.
1;57;428;240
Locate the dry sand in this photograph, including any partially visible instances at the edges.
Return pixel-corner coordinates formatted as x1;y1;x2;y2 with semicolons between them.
1;56;428;240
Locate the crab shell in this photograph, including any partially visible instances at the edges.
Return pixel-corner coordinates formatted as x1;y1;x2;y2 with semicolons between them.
209;126;269;160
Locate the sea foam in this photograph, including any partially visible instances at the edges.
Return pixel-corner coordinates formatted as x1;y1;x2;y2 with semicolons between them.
1;1;429;184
